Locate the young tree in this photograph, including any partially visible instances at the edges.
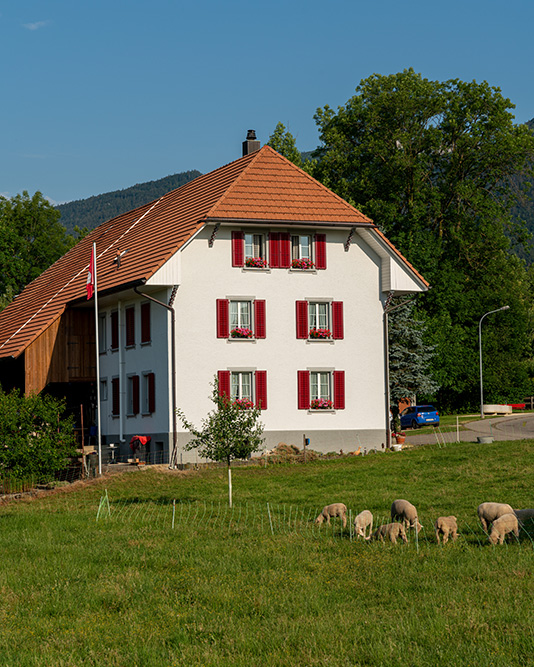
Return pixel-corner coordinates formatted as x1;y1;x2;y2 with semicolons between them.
0;390;78;479
312;70;534;410
0;191;78;309
177;379;264;507
388;300;440;406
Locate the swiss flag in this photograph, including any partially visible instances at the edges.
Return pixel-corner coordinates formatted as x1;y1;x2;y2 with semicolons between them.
86;248;95;300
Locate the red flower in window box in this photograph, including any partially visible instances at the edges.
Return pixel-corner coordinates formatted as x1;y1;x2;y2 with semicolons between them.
234;398;254;410
291;258;315;270
309;327;331;339
245;257;268;268
311;398;334;410
230;327;254;339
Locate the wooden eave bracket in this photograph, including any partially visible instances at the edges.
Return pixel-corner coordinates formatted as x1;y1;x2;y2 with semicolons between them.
344;227;356;252
208;223;220;248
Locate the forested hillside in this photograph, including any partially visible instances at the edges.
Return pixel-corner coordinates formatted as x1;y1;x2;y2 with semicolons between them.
56;170;202;232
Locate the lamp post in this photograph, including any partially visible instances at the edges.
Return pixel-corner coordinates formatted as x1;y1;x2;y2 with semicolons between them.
479;306;509;419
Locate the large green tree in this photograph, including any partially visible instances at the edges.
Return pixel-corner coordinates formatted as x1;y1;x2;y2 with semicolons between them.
0;191;79;308
312;70;534;410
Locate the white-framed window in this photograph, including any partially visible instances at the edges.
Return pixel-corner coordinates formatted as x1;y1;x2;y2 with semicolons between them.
98;313;107;354
230;300;252;332
244;233;266;267
231;371;253;402
100;378;108;401
142;371;156;414
310;371;331;403
292;235;312;260
309;302;329;331
127;374;139;416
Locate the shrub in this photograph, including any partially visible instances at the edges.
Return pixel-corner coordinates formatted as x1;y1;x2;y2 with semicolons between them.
0;390;78;480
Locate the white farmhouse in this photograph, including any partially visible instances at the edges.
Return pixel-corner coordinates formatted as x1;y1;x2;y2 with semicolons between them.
0;136;428;464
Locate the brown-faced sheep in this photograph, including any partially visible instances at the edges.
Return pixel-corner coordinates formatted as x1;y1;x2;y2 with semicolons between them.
390;499;423;533
477;502;514;532
315;503;347;528
488;513;519;545
435;516;458;544
370;522;408;544
354;510;373;539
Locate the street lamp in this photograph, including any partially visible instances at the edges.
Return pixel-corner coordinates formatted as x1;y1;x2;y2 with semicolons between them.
479;305;509;419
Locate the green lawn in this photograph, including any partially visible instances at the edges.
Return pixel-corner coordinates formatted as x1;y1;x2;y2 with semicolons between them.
1;440;534;666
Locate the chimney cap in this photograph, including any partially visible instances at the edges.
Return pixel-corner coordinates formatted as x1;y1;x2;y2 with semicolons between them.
246;129;257;140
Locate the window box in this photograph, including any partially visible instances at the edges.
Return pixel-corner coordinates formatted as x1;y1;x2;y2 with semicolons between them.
234;398;254;410
291;258;315;270
231;327;254;339
311;398;334;410
309;328;331;340
245;257;268;268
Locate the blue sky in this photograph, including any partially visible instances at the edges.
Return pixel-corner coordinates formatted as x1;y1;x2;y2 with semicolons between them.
2;0;533;204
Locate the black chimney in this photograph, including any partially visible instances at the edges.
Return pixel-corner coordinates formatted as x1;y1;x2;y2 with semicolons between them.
242;129;260;156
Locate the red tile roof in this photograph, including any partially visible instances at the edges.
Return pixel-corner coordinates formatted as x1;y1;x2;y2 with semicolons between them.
0;145;422;360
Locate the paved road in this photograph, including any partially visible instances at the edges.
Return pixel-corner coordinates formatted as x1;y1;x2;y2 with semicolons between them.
405;413;534;446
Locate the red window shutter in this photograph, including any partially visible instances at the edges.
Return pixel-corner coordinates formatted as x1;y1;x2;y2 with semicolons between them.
332;301;344;339
112;378;120;415
280;232;291;268
315;233;327;270
111;311;118;350
126;307;135;346
132;375;140;415
232;231;244;267
296;301;309;339
147;373;156;413
297;371;310;410
216;299;229;338
333;371;345;410
254;300;266;338
269;232;280;268
255;371;267;410
141;302;151;343
218;370;231;399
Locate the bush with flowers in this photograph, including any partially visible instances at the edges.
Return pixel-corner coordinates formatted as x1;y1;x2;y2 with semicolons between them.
311;398;334;410
234;398;254;410
291;258;315;270
245;257;268;268
309;327;331;339
230;327;254;339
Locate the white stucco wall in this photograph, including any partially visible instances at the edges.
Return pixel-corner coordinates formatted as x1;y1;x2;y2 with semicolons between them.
159;225;391;457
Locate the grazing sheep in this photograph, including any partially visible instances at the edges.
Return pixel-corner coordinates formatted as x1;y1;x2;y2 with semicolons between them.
315;503;347;528
488;513;520;545
370;522;408;544
477;502;514;532
390;499;423;533
354;510;373;539
435;516;458;544
513;509;534;525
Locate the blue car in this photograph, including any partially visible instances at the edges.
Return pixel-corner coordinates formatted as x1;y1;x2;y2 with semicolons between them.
400;405;439;429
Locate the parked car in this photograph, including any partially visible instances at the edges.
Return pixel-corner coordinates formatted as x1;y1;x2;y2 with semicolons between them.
400;405;439;429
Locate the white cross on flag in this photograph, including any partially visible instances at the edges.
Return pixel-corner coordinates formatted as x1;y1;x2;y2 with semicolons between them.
86;249;95;300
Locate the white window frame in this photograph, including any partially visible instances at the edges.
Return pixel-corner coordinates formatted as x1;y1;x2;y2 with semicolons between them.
126;374;137;417
100;377;108;402
310;371;332;402
308;301;330;331
244;232;266;261
292;234;312;261
230;300;252;331
230;371;253;402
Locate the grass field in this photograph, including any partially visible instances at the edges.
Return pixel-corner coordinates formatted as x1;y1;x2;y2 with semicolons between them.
1;439;534;666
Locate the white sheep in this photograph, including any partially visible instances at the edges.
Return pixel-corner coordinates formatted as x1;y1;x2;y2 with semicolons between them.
353;510;373;539
370;522;408;544
390;499;423;533
477;502;514;532
488;513;519;545
435;516;458;544
315;503;347;528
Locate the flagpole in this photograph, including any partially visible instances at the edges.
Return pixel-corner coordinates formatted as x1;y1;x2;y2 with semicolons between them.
92;242;102;476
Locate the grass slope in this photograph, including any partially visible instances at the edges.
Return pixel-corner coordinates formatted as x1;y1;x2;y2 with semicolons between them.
1;440;533;666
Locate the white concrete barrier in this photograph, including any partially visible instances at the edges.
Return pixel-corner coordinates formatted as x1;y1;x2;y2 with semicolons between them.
483;404;512;415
